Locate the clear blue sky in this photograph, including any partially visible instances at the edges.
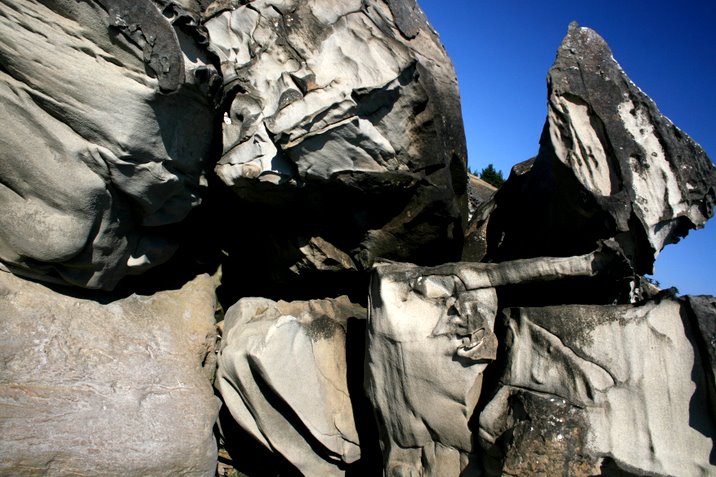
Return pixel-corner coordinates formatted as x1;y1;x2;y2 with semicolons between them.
418;0;716;296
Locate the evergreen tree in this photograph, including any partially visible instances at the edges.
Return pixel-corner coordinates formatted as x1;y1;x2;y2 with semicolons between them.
479;163;505;188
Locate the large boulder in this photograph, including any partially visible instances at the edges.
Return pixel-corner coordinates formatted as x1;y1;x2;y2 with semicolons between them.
216;295;369;476
205;0;468;297
468;23;716;276
366;262;498;476
0;271;220;476
0;0;219;290
479;296;716;476
364;247;626;476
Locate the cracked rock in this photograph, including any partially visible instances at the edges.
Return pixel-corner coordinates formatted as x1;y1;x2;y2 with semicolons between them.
366;263;497;477
206;0;468;291
364;248;623;476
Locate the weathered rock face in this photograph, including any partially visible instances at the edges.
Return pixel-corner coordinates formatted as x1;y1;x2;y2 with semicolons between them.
0;271;220;476
469;23;716;276
215;295;368;476
2;5;716;476
479;296;716;476
467;173;497;219
0;0;218;290
365;247;628;476
367;262;498;476
206;0;468;295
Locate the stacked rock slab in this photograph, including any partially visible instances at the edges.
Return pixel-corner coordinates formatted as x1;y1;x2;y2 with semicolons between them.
216;296;367;476
0;0;218;289
205;0;468;294
0;272;220;476
366;264;498;476
468;23;716;277
364;22;716;477
1;1;472;475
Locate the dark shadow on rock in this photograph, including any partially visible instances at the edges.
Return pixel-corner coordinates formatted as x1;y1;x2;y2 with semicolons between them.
216;403;301;477
495;273;633;309
599;456;649;476
345;317;383;476
466;305;513;476
681;300;716;464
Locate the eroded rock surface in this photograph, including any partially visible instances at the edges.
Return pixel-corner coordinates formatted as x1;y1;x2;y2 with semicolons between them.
480;297;716;476
0;0;218;289
206;0;468;294
0;271;220;476
467;173;497;220
216;295;367;476
470;23;716;276
2;6;715;476
367;263;497;476
365;247;627;476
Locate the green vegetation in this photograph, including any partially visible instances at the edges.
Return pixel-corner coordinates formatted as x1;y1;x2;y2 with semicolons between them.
478;163;505;188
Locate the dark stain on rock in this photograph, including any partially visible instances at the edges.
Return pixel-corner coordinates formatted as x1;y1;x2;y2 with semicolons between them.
304;315;343;341
492;390;601;476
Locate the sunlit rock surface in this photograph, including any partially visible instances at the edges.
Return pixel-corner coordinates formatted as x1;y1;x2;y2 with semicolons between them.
469;23;716;276
366;262;497;476
0;0;218;289
216;295;367;476
480;296;716;476
0;272;219;476
1;4;715;476
365;247;626;476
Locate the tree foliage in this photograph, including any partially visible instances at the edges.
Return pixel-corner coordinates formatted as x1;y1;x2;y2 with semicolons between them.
478;163;505;188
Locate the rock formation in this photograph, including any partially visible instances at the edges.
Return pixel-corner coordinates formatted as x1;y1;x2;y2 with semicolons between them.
360;21;716;477
1;3;715;477
0;0;218;290
365;246;629;475
479;296;716;476
205;0;468;298
216;296;366;476
467;23;716;278
0;273;219;476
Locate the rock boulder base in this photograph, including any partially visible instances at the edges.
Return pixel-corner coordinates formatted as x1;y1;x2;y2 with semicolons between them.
0;272;220;476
